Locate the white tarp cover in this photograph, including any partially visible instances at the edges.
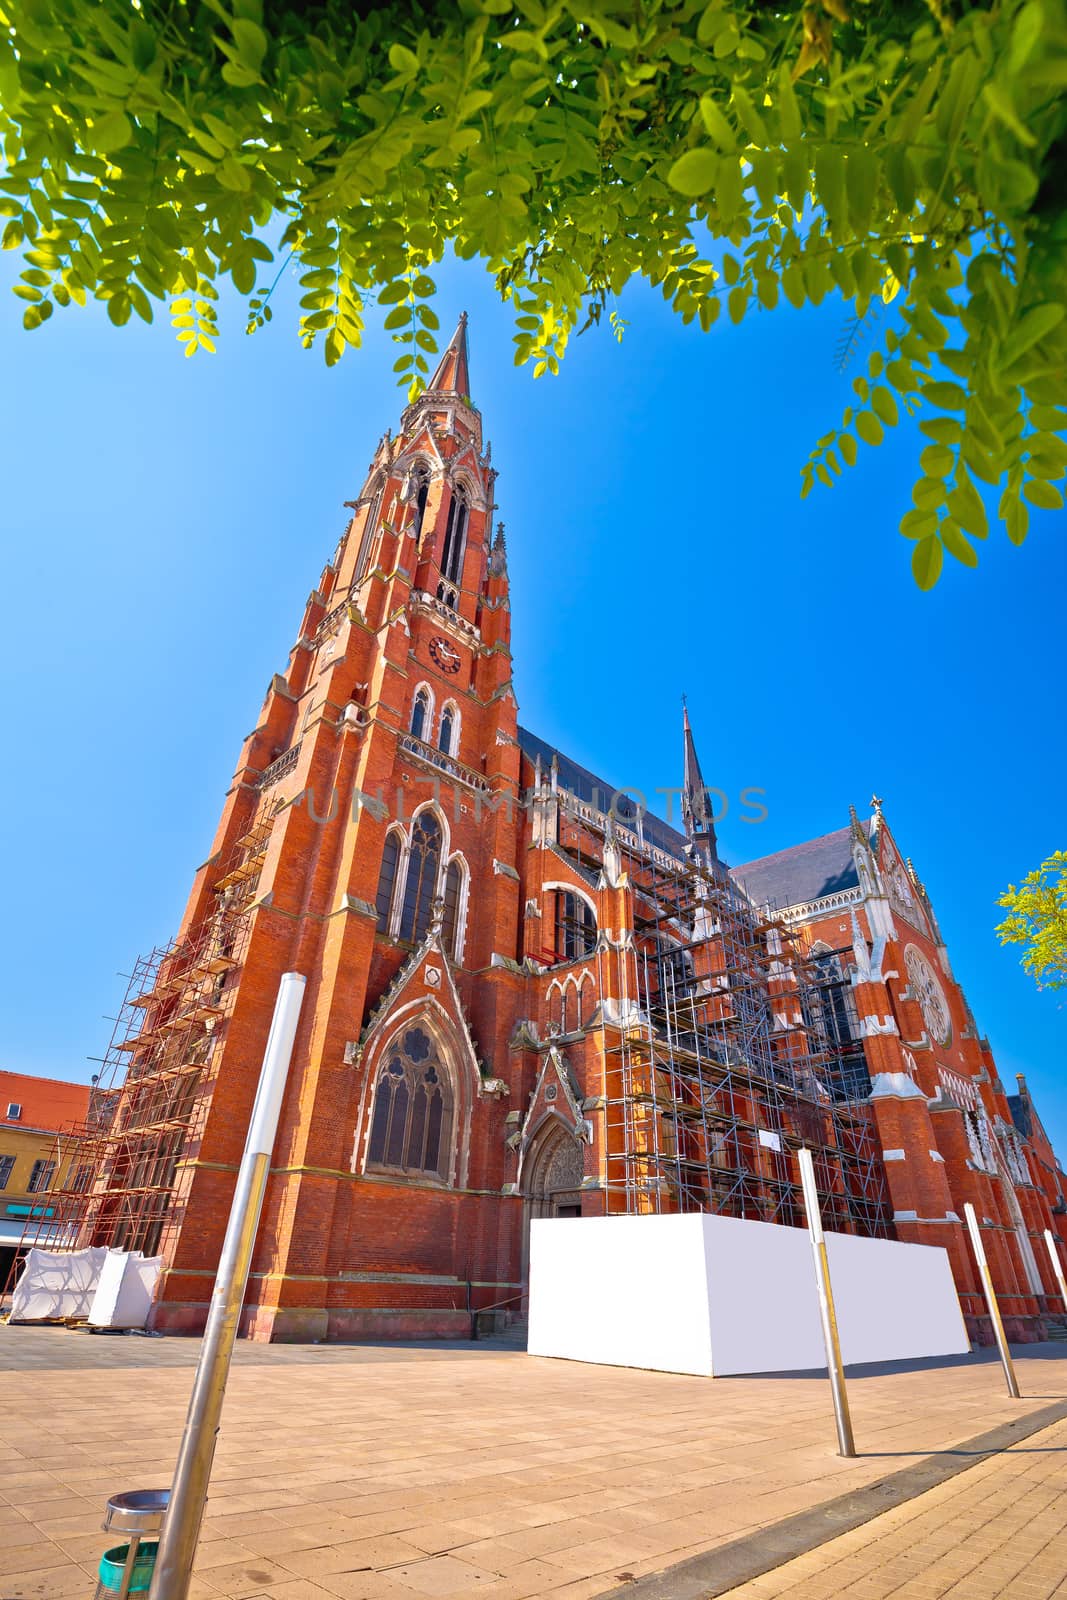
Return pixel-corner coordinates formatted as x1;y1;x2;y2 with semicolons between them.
88;1251;163;1329
9;1246;108;1322
528;1212;971;1376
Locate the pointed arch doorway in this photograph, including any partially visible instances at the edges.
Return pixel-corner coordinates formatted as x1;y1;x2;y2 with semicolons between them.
521;1118;585;1293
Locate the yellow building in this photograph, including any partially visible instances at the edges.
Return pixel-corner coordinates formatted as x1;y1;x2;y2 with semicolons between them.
0;1070;92;1289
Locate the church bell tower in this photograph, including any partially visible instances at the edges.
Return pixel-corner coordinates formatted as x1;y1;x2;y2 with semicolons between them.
115;316;528;1341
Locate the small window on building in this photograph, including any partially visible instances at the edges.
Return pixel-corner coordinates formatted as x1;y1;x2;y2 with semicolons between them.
0;1155;15;1190
412;466;430;541
6;1103;21;1120
555;892;597;961
442;859;465;961
411;688;430;742
439;706;455;756
441;488;469;586
27;1160;56;1194
376;831;401;934
71;1164;94;1194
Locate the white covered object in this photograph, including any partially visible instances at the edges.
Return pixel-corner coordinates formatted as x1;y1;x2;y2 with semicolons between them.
9;1246;108;1322
88;1251;162;1329
528;1212;969;1376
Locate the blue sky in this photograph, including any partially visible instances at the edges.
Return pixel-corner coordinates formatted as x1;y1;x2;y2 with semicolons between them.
1;251;1064;1154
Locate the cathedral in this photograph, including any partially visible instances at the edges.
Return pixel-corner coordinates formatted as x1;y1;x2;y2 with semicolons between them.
74;315;1067;1345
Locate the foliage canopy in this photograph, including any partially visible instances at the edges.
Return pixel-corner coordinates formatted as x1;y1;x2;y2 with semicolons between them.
2;0;1066;583
997;850;1067;991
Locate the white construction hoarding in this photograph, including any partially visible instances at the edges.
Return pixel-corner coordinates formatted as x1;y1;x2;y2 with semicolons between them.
528;1213;969;1376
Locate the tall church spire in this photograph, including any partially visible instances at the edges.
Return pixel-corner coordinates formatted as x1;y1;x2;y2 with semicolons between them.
427;310;471;397
682;698;718;859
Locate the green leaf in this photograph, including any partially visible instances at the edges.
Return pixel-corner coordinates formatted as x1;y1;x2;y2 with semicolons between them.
920;445;953;478
232;18;268;73
885;146;916;214
871;387;899;428
998;305;1065;372
92;112;133;155
731;86;768;146
727;285;748;325
814;146;847;238
855;411;884;447
840;433;857;468
911;535;943;590
923;381;968;411
946;469;989;539
981;83;1037;148
667;148;719;198
378;281;410;306
1022;480;1065;510
900;509;937;541
388;43;419;74
940;518;977;568
699;96;736;153
919;418;963;445
1005;495;1029;547
383;305;410;330
845;147;877;235
776;62;801;141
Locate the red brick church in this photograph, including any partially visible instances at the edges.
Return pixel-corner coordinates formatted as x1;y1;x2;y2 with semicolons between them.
77;315;1067;1344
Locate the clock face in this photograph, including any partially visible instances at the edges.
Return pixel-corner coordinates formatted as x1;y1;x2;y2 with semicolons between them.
904;945;952;1047
429;636;461;674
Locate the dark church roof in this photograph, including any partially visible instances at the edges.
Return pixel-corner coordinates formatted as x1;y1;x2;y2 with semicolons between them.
517;728;873;910
1006;1093;1032;1140
517;727;689;862
733;820;872;911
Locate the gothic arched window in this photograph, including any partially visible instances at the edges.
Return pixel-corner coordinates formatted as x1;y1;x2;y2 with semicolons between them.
555;891;597;961
441;487;469;585
441;857;465;960
354;483;383;581
412;466;430;542
410;688;430;742
399;811;442;942
439;704;456;756
375;830;401;933
366;1027;453;1181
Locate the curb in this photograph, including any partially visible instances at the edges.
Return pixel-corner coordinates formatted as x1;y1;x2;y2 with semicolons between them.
599;1398;1067;1599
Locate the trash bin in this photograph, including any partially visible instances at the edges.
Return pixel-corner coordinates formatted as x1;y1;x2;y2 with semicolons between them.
95;1541;158;1594
95;1490;169;1599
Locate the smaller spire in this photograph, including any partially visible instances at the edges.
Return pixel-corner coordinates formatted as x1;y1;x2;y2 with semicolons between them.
681;699;718;859
426;310;471;398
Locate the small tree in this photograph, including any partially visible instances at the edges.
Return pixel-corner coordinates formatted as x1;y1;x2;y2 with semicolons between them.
2;0;1066;585
997;851;1067;991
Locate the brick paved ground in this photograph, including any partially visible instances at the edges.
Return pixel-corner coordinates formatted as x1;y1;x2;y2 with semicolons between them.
1;1325;1065;1600
716;1411;1067;1600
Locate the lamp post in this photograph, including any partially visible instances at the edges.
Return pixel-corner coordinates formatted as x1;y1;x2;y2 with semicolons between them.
149;972;306;1600
963;1201;1020;1399
797;1146;855;1458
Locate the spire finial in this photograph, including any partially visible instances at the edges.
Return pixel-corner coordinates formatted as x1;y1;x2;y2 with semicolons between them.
870;793;884;815
681;700;718;861
426;311;471;398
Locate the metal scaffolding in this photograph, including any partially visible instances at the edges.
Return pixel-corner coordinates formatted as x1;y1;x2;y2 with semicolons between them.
4;795;275;1291
588;816;890;1238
